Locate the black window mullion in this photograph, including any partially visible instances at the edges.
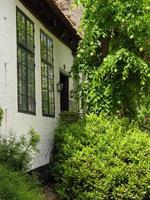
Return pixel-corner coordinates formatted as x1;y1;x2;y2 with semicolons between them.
47;64;51;116
18;42;34;55
25;19;28;112
46;37;48;64
52;44;55;115
26;52;29;111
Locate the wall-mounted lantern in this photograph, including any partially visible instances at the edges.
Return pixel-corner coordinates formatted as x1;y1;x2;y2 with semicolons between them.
56;82;63;92
70;89;76;99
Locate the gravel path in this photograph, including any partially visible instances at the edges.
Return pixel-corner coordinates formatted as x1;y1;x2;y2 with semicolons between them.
43;186;60;200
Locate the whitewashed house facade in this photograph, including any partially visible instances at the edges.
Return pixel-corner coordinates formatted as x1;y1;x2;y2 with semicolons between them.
0;0;80;169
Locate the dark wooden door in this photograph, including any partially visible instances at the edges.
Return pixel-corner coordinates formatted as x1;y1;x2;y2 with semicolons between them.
60;72;69;112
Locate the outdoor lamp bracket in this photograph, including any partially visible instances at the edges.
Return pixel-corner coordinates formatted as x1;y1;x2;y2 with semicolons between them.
70;89;76;99
56;82;63;92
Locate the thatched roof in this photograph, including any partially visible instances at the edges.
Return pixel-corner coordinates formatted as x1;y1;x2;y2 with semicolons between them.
52;0;82;31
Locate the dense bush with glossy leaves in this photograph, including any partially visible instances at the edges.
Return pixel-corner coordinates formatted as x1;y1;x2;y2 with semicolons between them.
51;115;150;200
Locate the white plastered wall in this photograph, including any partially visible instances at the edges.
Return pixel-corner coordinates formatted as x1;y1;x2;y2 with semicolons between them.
0;0;74;169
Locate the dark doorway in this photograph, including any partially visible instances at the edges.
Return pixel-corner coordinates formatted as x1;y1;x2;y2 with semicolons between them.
60;72;69;112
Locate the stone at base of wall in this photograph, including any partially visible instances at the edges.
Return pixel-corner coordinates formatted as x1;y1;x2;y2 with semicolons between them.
59;111;84;123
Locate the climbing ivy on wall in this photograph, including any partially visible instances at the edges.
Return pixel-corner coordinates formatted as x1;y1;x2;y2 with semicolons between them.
74;0;150;119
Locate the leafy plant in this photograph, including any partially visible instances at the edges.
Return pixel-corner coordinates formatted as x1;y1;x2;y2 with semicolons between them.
0;128;40;171
51;115;150;200
0;164;44;200
73;0;150;119
81;49;150;118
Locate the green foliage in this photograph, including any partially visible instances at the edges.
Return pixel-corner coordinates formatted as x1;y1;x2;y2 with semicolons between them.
0;109;43;199
0;164;44;200
73;0;150;118
0;128;40;171
51;115;150;200
82;48;150;118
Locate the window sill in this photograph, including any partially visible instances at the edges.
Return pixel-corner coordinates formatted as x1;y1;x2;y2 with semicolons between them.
18;110;36;116
42;113;55;118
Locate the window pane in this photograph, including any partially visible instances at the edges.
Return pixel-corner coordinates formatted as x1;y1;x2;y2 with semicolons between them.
17;47;26;81
17;11;26;46
47;39;52;64
42;89;49;115
48;65;53;80
27;20;34;51
18;95;23;110
17;47;27;111
28;83;34;98
22;95;27;111
41;34;47;61
28;97;35;113
41;62;49;115
27;53;34;79
27;53;35;109
18;94;27;112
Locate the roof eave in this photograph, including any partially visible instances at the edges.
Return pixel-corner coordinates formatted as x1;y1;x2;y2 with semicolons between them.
20;0;81;53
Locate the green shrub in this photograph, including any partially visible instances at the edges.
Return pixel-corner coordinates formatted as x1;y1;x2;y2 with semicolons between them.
0;107;43;199
51;114;150;200
0;164;44;200
0;128;40;171
0;107;40;171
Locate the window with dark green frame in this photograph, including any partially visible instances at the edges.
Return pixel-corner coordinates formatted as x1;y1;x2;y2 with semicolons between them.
40;31;55;117
17;9;36;114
